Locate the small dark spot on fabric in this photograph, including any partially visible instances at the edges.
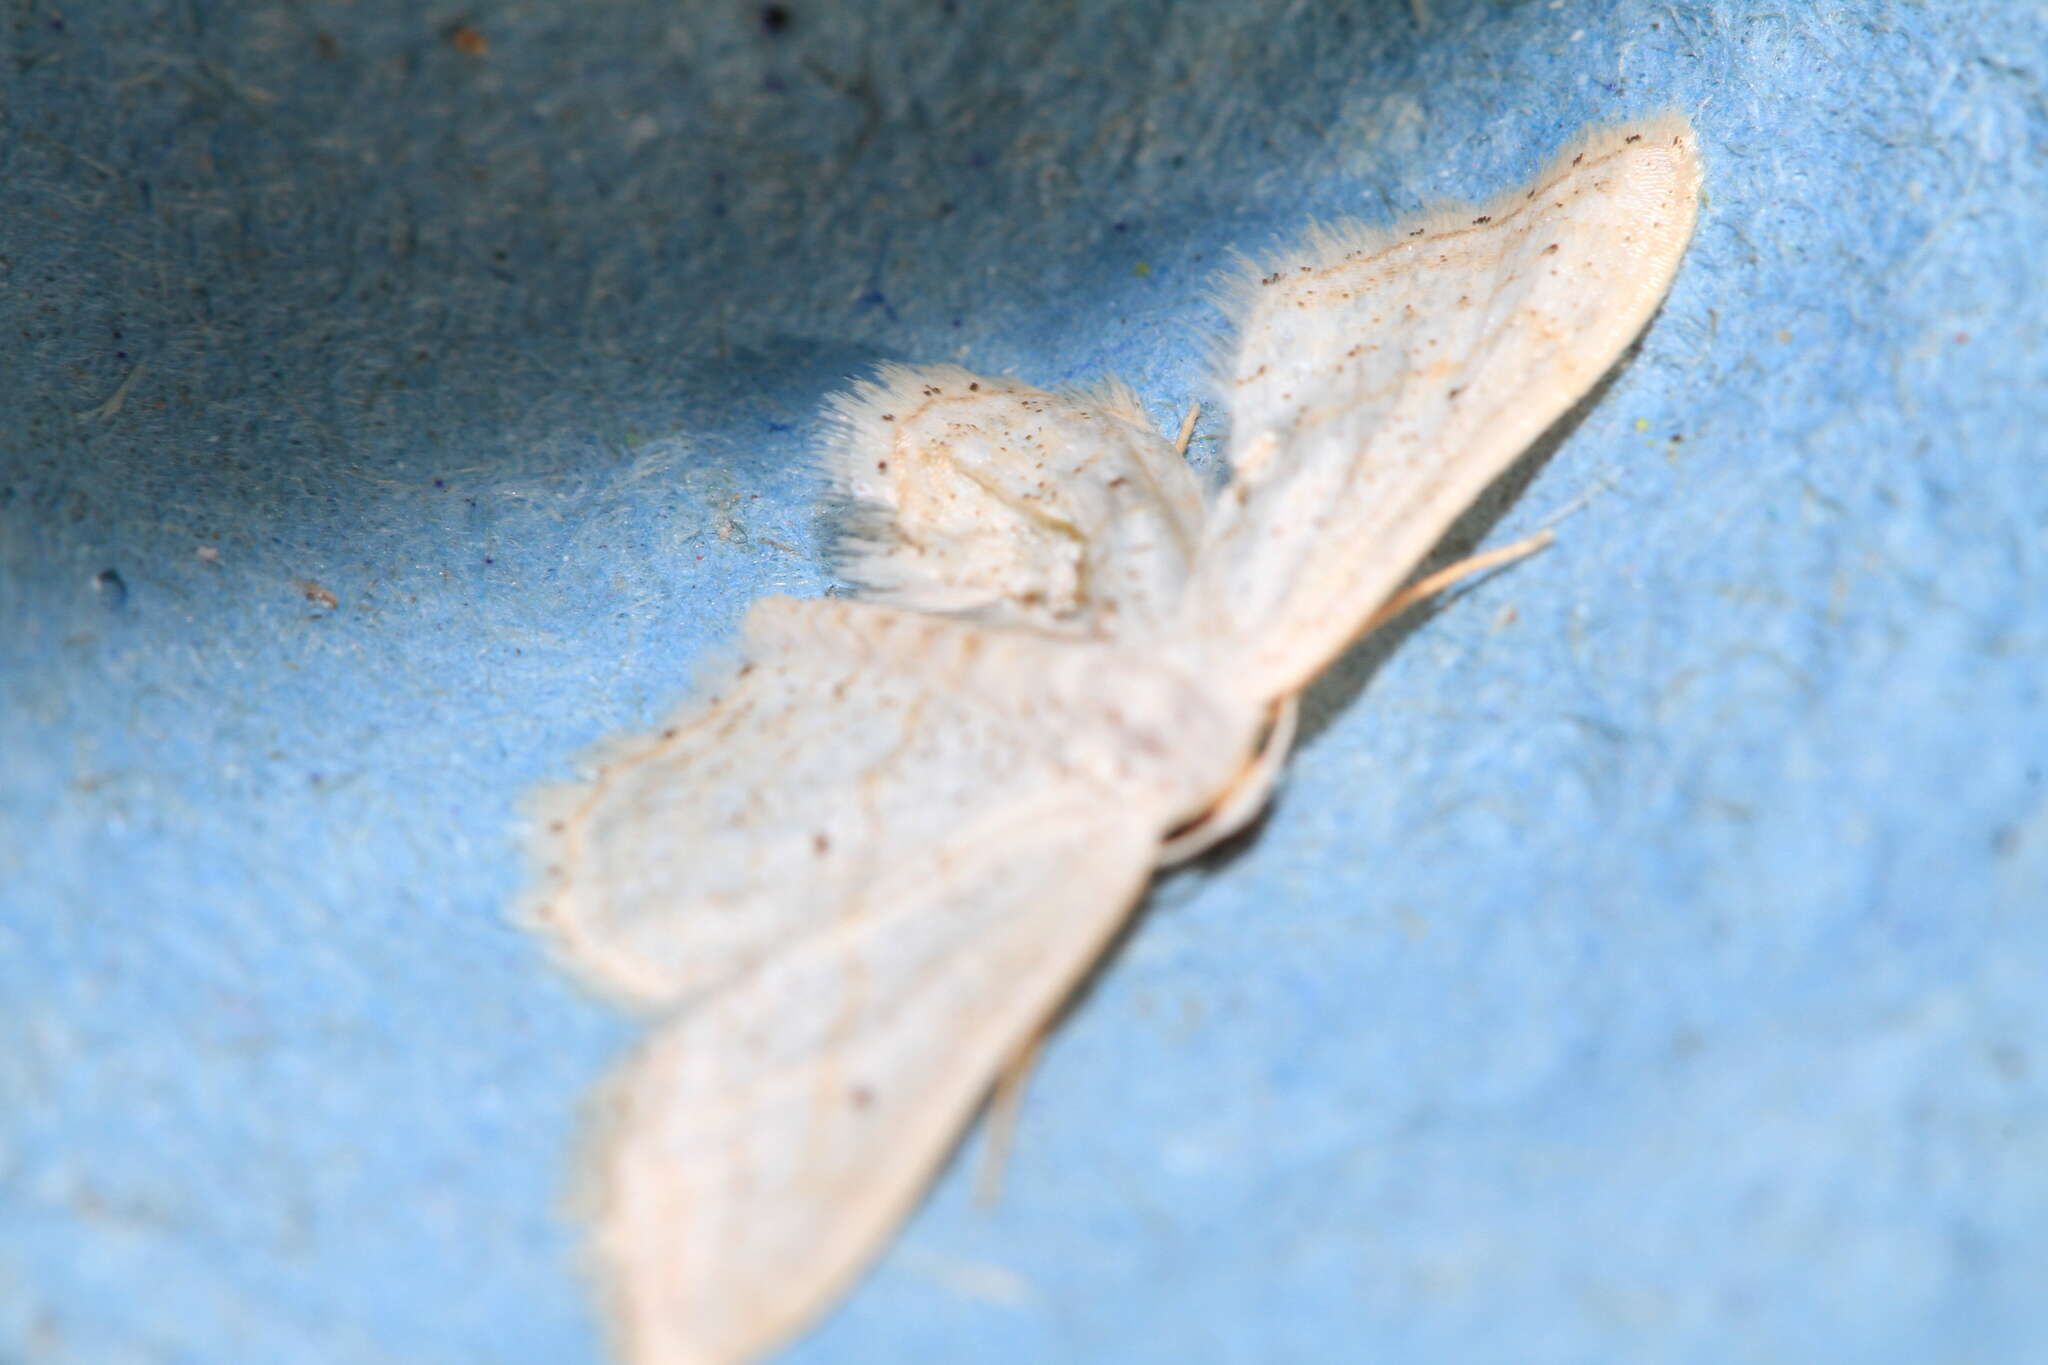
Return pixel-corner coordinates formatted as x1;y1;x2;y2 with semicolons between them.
880;413;895;421
813;832;830;854
760;4;792;35
662;728;678;740
849;1084;873;1109
445;23;488;57
876;460;888;472
1625;134;1642;143
549;821;565;833
1472;215;1491;225
315;31;340;59
968;382;979;391
93;568;127;608
1541;243;1559;255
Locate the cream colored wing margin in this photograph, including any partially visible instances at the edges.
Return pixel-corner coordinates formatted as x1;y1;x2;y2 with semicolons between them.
1183;115;1702;704
581;791;1160;1365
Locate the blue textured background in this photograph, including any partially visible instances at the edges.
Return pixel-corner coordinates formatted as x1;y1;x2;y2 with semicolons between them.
3;2;2043;1361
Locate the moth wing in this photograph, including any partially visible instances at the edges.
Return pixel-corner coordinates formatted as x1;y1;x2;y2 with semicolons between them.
824;363;1206;638
582;788;1160;1365
526;594;1248;1009
1183;115;1703;703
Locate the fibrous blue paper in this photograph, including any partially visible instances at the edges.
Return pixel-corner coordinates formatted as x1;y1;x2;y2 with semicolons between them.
2;2;2044;1361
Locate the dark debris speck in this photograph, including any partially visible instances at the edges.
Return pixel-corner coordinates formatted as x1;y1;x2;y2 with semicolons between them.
93;568;127;608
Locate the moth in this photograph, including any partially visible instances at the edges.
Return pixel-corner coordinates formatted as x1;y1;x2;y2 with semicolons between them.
527;115;1702;1365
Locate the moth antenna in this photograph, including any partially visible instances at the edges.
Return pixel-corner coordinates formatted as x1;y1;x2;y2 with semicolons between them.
1361;530;1556;638
1173;402;1201;458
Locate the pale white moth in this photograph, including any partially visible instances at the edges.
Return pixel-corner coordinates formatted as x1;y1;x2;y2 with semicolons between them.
526;114;1702;1365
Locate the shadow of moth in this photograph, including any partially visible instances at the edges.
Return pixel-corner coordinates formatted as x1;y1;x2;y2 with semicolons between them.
526;114;1702;1365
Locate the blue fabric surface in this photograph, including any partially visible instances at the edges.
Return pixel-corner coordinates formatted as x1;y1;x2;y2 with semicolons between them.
3;2;2043;1361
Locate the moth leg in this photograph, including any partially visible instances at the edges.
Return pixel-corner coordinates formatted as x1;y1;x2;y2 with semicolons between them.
1156;697;1299;867
974;1028;1050;1207
1358;529;1555;639
1158;532;1548;868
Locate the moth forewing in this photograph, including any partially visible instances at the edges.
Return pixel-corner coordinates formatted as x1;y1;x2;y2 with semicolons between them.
568;623;1259;1365
1184;114;1703;706
822;365;1208;639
